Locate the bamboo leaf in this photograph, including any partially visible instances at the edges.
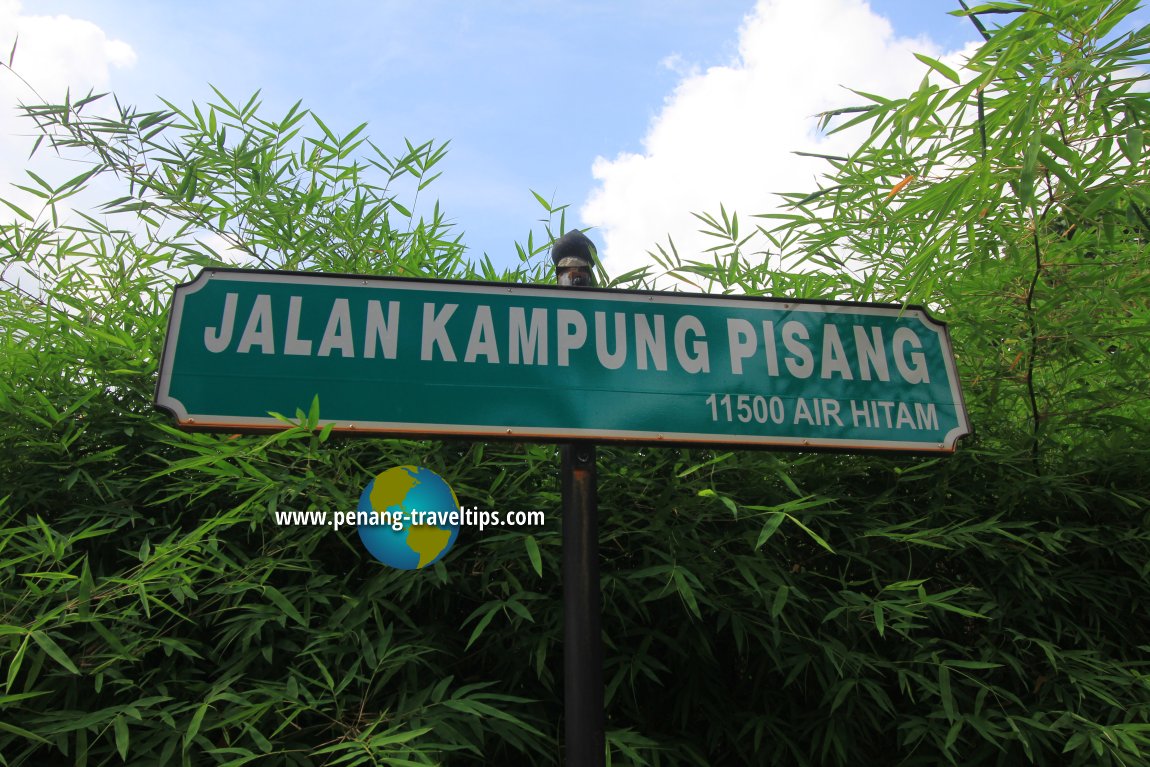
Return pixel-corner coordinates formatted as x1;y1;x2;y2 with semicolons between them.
785;514;834;554
756;512;786;548
465;605;499;650
523;535;543;577
915;52;961;84
1;198;33;221
771;585;789;619
29;631;79;674
113;715;129;760
263;586;306;627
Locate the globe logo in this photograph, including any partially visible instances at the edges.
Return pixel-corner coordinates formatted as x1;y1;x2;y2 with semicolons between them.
357;466;461;569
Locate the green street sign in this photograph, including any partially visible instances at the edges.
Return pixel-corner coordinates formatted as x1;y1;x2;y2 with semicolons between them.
156;269;970;452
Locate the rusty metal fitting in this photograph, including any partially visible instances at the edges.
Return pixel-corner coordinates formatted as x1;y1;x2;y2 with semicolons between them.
550;230;598;288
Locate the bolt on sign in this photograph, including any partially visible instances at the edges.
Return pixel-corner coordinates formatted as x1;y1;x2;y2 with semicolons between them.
155;269;970;452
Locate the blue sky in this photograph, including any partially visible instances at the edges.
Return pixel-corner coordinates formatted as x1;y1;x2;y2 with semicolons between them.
2;1;992;274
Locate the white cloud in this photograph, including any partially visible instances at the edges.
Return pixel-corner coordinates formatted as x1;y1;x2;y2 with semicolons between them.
1;0;135;190
581;0;971;278
0;0;136;291
0;0;135;91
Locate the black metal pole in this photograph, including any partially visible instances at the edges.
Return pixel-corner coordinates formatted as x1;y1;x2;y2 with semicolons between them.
561;443;603;766
551;230;604;766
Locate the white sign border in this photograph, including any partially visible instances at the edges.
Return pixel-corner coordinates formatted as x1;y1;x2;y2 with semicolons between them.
155;269;972;453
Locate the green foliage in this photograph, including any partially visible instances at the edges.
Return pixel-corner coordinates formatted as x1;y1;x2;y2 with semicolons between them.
2;1;1149;765
647;0;1150;763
